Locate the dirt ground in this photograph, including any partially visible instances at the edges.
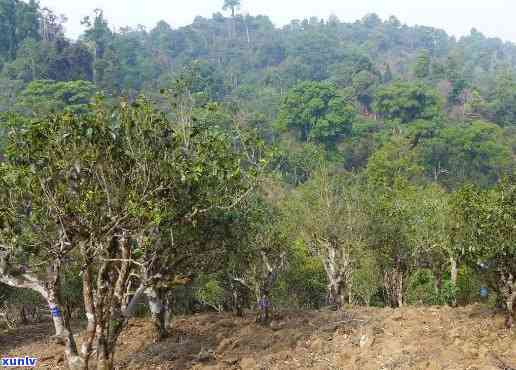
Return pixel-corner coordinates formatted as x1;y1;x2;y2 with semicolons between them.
2;305;516;369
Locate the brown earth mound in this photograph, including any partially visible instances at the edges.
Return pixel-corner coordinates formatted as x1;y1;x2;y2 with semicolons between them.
3;305;516;369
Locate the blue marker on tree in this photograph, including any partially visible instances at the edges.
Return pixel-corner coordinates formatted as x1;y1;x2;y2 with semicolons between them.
51;306;62;317
480;287;489;298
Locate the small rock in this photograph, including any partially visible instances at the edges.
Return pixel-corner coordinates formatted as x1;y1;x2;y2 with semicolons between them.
310;338;325;352
240;357;258;369
197;349;214;362
351;327;375;349
350;334;361;346
270;320;286;331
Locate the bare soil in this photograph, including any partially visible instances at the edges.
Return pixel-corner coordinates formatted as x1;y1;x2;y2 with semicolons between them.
2;305;516;369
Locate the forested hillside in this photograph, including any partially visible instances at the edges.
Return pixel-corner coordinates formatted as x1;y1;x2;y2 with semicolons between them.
1;1;515;185
0;1;515;369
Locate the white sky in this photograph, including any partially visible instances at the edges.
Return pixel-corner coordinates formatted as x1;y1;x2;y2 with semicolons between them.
39;0;516;42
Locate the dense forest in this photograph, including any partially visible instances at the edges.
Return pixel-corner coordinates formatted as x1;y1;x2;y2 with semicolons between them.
0;0;515;369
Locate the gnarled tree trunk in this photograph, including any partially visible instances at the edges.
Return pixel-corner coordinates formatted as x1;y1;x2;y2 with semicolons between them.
499;270;516;329
327;279;346;308
0;256;84;369
140;248;191;342
384;268;403;308
90;236;145;370
80;253;97;369
146;286;169;342
256;251;286;324
47;284;83;369
321;241;352;309
230;278;245;317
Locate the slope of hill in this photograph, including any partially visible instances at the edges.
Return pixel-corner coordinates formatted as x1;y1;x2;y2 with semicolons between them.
4;305;516;369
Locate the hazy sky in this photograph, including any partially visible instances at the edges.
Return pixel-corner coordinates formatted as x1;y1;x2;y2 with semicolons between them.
40;0;515;42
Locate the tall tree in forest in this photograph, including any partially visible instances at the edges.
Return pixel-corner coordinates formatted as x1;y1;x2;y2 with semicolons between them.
277;81;356;145
374;81;442;124
82;9;114;87
222;0;240;17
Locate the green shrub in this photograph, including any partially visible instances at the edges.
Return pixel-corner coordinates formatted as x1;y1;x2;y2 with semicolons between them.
195;275;225;312
274;241;327;309
456;265;483;305
406;269;440;305
352;252;382;306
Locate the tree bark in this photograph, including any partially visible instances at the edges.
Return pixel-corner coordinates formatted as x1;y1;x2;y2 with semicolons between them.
46;264;85;370
450;257;458;307
255;251;286;324
384;268;403;308
348;280;353;305
257;293;271;324
230;279;244;317
327;279;346;309
96;333;114;370
20;305;28;325
164;292;173;328
321;241;351;310
397;273;403;308
499;270;516;329
93;280;146;370
89;237;139;370
146;286;169;342
81;260;96;369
